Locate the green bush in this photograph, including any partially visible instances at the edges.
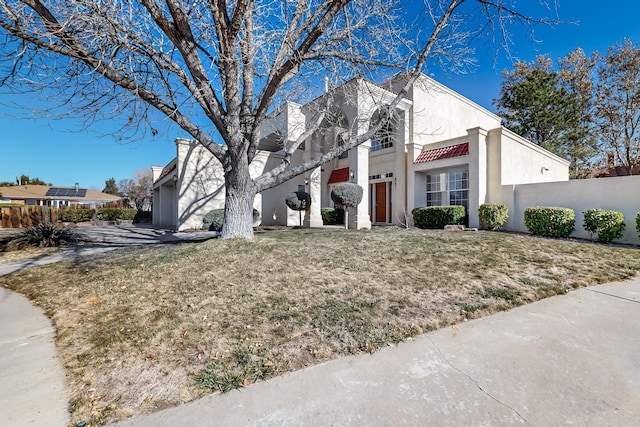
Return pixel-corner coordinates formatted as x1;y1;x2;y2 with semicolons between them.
524;207;575;238
58;208;94;223
285;191;311;211
8;223;84;248
412;206;466;229
203;208;260;231
478;204;509;230
330;183;363;208
321;207;345;225
97;208;137;221
583;209;625;243
636;212;640;239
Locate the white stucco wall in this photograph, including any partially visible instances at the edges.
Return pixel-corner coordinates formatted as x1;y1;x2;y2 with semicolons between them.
174;139;289;231
502;176;640;245
392;75;501;146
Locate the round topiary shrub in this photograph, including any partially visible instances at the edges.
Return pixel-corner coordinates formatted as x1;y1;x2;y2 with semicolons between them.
478;204;509;231
583;208;625;243
330;183;363;208
285;191;311;210
202;208;260;231
524;207;575;238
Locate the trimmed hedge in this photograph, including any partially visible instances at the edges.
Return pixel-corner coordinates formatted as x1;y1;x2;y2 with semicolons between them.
583;209;625;243
58;208;94;223
97;208;137;221
330;183;363;208
524;207;575;238
478;204;508;231
203;208;260;231
321;207;345;225
412;206;466;229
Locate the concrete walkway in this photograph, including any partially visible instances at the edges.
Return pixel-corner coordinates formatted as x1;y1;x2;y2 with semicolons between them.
110;279;640;427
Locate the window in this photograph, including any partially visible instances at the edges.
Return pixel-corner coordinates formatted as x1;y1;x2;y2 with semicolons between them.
371;120;394;152
426;170;468;208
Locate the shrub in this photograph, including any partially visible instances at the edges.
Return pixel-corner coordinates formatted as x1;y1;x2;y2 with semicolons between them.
97;208;137;221
321;207;345;225
58;208;94;223
203;208;260;231
285;191;311;211
583;209;625;243
8;223;84;248
637;212;640;239
412;206;466;229
330;183;363;208
524;207;575;238
478;204;508;231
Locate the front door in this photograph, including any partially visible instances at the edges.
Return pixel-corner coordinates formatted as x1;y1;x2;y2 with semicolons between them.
375;182;387;223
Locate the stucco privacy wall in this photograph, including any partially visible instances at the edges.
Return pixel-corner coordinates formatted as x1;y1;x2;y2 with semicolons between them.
502;175;640;245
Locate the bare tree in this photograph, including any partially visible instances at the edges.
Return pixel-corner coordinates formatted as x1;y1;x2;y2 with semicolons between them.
0;0;556;239
595;39;640;175
118;169;153;211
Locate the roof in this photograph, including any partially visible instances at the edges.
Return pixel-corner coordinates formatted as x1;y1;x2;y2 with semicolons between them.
0;185;120;201
154;163;177;184
327;167;350;184
414;143;469;164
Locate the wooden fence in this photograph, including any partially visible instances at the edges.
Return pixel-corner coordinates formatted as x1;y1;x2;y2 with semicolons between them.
0;206;58;229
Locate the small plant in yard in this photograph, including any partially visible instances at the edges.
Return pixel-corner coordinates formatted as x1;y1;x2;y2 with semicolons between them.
524;207;575;238
583;209;625;243
636;212;640;239
478;204;508;230
321;207;345;225
203;208;260;231
412;206;466;229
8;223;84;248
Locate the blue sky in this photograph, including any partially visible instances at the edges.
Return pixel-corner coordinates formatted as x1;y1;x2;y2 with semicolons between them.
1;0;639;190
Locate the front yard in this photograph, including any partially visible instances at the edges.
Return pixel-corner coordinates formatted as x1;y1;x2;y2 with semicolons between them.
1;228;639;426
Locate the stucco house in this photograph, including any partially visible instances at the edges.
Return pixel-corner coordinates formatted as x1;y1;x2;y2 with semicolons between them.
152;74;568;231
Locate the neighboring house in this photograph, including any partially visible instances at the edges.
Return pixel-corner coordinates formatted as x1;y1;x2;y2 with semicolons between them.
153;74;569;231
0;184;121;207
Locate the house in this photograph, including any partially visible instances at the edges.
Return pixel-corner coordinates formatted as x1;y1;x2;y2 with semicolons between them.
152;74;569;231
0;184;121;208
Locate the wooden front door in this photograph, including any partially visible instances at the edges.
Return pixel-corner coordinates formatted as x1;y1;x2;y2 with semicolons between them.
375;182;387;223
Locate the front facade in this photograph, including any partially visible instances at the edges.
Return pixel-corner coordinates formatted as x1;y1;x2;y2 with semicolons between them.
153;74;569;231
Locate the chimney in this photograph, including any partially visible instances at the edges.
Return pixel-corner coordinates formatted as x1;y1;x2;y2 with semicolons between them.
75;182;79;194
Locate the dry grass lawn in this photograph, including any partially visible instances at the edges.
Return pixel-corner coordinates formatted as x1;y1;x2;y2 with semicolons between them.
2;228;639;426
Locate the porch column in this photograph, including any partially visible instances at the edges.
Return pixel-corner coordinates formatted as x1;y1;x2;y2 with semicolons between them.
467;127;488;228
304;139;323;228
348;133;371;230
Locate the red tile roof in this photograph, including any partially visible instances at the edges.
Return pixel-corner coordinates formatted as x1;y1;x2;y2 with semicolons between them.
155;163;177;184
327;167;350;184
414;143;469;164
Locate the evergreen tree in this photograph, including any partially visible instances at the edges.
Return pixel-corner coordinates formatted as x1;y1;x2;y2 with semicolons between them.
102;178;119;195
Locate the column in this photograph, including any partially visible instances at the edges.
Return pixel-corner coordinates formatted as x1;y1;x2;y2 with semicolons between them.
467;127;488;228
348;138;372;230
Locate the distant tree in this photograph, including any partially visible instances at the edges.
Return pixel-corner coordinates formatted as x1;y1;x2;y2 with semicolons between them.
102;178;119;195
595;39;640;175
118;170;153;211
495;55;595;178
0;175;52;186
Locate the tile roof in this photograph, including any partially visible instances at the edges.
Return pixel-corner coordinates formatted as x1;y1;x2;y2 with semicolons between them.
414;143;469;164
155;163;177;184
327;167;350;184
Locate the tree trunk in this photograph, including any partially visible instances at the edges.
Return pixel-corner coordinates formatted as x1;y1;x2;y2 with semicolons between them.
221;157;257;240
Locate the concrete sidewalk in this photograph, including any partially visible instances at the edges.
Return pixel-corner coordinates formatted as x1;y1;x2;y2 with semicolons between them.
0;286;69;426
111;279;640;427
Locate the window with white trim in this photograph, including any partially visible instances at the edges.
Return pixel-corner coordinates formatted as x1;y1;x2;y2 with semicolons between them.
426;170;468;208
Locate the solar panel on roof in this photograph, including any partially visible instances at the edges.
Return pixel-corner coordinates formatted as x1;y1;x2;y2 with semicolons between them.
45;188;87;197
